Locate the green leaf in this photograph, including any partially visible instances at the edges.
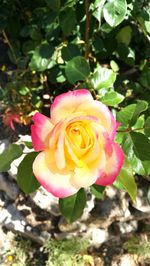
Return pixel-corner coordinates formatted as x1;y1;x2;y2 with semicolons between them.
132;115;145;131
46;0;60;11
122;134;150;176
116;44;135;66
115;131;125;144
129;100;148;127
131;155;146;176
137;10;150;35
19;85;30;96
22;40;36;54
116;157;137;202
61;44;81;61
91;0;106;23
65;56;90;84
140;68;150;88
130;132;150;161
144;117;150;137
29;42;55;72
110;60;119;72
116;104;136;126
90;184;105;199
59;8;76;36
143;160;150;176
113;179;124;190
29;26;42;41
91;66;116;90
103;0;127;27
116;26;132;45
122;133;133;156
48;66;66;83
59;189;86;223
17;152;40;194
0;144;23;172
101;91;124;106
24;142;33;149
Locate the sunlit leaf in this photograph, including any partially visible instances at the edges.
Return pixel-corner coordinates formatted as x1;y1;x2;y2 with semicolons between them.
90;184;105;199
59;189;86;223
103;0;127;27
17;152;40;194
116;104;136;126
116;157;137;202
29;42;55;71
116;26;132;45
130;132;150;161
129;100;148;127
0;144;23;172
65;56;90;84
91;66;116;90
101;91;124;106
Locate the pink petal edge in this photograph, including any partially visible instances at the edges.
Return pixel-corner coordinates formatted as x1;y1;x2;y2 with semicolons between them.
32;151;78;198
31;112;52;151
36;176;78;198
51;89;92;113
95;143;124;186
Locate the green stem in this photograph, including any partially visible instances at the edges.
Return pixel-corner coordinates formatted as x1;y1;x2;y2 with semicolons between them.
117;127;146;133
86;78;98;100
2;30;17;63
84;0;91;59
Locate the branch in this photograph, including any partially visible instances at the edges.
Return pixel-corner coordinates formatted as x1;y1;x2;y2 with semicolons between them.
84;0;91;59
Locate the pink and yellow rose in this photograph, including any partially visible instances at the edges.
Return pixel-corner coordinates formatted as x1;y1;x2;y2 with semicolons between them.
31;89;124;198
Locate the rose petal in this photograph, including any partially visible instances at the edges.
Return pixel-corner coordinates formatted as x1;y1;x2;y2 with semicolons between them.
51;89;93;123
72;167;98;188
51;89;118;139
96;143;124;186
31;112;53;151
79;100;118;139
55;125;66;170
50;116;100;168
71;150;106;188
33;150;78;198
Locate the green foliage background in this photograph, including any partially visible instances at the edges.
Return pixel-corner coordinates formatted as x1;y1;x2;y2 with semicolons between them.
0;0;150;221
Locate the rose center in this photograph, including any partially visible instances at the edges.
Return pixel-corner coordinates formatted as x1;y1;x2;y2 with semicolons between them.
66;122;92;150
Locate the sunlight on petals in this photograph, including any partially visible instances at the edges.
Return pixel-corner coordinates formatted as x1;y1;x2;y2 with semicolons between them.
31;89;124;198
96;143;124;186
33;150;78;198
31;112;53;151
51;89;93;123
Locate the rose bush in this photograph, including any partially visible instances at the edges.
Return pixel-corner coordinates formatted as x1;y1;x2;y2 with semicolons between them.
31;89;124;198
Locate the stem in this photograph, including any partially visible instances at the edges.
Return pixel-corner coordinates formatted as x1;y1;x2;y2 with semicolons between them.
84;0;91;59
2;30;17;63
86;78;98;100
122;67;138;76
117;127;146;133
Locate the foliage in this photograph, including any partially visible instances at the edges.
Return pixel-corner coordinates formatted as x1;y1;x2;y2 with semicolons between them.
59;189;86;223
124;235;150;263
0;144;23;172
5;236;32;266
4;236;90;266
17;152;40;194
0;0;150;221
44;237;90;266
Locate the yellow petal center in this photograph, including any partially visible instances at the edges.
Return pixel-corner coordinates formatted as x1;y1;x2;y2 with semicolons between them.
67;122;92;150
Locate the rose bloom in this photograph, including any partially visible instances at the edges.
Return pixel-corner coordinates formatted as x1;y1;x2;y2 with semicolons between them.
2;108;21;131
31;89;124;198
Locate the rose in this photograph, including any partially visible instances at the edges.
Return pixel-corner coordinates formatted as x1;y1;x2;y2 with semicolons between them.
2;108;21;130
31;89;124;198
